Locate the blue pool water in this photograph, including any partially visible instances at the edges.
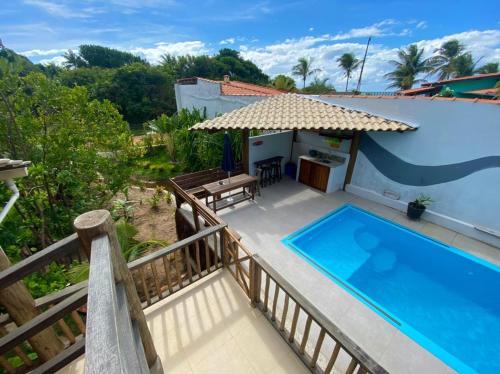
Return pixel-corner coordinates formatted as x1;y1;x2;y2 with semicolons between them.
282;204;500;373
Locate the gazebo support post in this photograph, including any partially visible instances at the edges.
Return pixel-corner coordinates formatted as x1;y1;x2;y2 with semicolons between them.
242;129;250;174
343;131;361;190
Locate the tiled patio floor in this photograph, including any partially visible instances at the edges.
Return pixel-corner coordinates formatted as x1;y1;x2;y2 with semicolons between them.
216;177;500;373
58;271;308;374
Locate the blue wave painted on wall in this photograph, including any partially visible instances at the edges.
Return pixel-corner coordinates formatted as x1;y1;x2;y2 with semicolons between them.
359;135;500;186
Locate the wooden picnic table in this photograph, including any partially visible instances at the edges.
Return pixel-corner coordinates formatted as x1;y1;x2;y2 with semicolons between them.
203;174;257;213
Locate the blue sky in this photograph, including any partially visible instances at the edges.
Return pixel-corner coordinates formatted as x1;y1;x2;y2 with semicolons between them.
1;0;499;90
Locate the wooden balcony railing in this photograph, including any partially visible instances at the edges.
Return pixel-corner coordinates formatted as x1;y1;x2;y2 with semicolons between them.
0;235;87;374
74;210;161;373
250;255;388;374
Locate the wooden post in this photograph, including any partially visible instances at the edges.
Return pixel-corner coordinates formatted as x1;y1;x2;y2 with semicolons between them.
242;129;250;174
73;210;160;369
192;204;201;232
343;131;361;190
0;249;63;362
249;257;261;307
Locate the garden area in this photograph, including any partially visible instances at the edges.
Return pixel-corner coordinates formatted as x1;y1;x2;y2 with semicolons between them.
0;58;242;371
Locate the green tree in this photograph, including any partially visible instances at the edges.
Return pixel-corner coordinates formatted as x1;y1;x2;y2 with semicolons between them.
451;53;480;77
63;45;145;69
271;74;296;91
0;68;133;251
337;53;360;91
475;62;498;74
160;49;269;85
104;63;176;127
385;45;433;90
430;39;466;80
292;57;320;88
301;77;336;94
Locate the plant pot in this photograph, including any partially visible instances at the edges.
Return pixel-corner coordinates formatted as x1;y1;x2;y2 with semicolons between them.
407;202;426;220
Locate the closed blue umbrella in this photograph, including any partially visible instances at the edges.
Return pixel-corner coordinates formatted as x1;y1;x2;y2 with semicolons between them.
221;132;235;201
221;131;235;180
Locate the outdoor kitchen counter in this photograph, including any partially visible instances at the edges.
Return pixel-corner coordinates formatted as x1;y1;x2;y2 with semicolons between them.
299;155;345;168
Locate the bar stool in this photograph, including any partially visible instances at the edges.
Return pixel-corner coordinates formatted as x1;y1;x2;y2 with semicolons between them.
261;163;272;187
271;159;281;182
254;168;262;196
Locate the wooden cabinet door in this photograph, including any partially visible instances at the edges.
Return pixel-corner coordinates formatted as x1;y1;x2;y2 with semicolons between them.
310;163;329;192
299;159;312;184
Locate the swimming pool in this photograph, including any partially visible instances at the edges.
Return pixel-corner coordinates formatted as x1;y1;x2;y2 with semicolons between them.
282;204;500;373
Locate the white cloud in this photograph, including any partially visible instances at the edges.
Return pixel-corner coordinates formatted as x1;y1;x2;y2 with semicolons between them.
38;55;66;65
240;29;500;91
23;0;101;18
309;27;314;32
219;38;235;45
130;41;208;63
416;21;427;30
20;48;67;57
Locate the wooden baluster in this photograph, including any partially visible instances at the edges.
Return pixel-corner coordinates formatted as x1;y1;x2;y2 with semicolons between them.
280;294;289;331
174;251;183;288
357;366;368;374
184;247;193;283
204;237;211;273
310;328;326;368
138;267;151;306
0;356;15;374
299;315;312;355
289;303;300;343
0;325;32;367
346;358;358;374
0;251;63;362
150;261;163;300
325;341;341;374
249;258;261;307
194;240;202;276
74;210;160;369
71;311;86;335
271;282;279;321
162;257;173;294
213;233;220;268
263;273;270;312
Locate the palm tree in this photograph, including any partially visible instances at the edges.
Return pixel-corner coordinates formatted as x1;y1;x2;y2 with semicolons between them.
451;53;481;77
430;39;466;80
475;62;499;74
271;74;296;91
302;77;336;94
385;44;433;90
292;57;320;88
337;53;361;91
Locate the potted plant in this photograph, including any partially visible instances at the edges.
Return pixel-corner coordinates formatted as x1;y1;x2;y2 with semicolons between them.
407;194;433;220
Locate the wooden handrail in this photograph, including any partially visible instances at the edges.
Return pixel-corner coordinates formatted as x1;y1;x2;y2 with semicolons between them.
128;224;226;270
251;254;388;374
0;234;82;290
74;210;162;372
85;234;149;374
0;288;87;356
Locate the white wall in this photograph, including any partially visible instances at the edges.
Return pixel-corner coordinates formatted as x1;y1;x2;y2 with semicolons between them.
320;96;500;247
248;131;294;177
175;80;264;118
291;130;351;165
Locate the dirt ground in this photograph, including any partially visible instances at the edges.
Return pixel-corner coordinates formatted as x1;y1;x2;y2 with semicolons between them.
126;186;178;245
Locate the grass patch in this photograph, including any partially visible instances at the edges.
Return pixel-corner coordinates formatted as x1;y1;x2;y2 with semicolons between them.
129;147;182;182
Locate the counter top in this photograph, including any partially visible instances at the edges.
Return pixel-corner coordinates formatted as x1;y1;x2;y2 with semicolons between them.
299;155;345;169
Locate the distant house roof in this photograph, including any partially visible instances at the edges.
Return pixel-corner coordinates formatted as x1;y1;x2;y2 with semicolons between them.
176;76;283;96
400;72;500;96
421;72;500;86
191;94;414;132
464;88;498;97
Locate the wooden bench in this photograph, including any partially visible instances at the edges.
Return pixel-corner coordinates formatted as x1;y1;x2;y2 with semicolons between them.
171;164;244;199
